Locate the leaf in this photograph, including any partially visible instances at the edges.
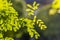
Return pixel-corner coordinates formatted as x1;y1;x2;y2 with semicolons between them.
27;4;33;9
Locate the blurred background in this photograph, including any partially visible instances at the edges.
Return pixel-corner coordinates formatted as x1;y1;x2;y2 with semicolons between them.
11;0;60;40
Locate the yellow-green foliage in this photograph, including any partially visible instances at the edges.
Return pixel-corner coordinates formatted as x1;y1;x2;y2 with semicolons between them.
49;0;60;15
26;1;39;16
26;1;47;39
0;0;21;32
0;0;47;40
0;0;21;40
52;0;60;9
